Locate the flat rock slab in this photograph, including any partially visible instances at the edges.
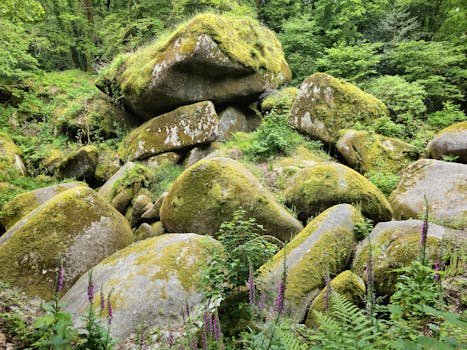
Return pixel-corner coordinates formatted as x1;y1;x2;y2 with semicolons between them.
389;159;467;226
120;101;219;161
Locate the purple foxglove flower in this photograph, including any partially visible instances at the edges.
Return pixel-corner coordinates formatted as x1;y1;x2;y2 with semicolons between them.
100;287;105;314
213;312;221;341
259;293;266;310
168;331;174;346
248;270;256;305
107;299;113;325
201;325;207;350
57;265;64;293
275;280;285;314
434;260;440;282
190;337;198;350
87;272;95;303
324;272;331;310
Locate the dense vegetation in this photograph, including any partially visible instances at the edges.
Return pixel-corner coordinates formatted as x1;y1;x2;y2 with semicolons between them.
0;0;466;349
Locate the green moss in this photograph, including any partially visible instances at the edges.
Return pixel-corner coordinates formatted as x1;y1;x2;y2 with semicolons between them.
290;73;389;143
99;13;290;98
0;187;132;299
160;157;302;241
285;162;392;223
259;205;361;314
261;87;299;113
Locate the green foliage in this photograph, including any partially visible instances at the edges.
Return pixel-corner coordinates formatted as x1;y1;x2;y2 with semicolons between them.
427;102;467;129
317;42;383;83
279;15;323;85
245;110;303;162
148;163;184;199
311;292;386;350
201;210;280;301
353;217;374;241
258;0;302;32
364;75;427;122
365;170;400;197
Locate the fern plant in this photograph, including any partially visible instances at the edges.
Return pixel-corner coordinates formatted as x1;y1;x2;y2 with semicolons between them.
311;292;387;350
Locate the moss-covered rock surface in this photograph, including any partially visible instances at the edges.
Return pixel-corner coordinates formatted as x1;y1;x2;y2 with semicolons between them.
288;73;389;143
336;129;419;174
389;159;467;226
97;13;291;120
305;270;365;326
0;187;133;300
427;121;467;163
160;157;303;241
352;220;466;296
284;162;392;223
120;101;219;161
56;145;98;181
0;181;87;231
0;133;27;176
61;233;222;341
259;204;363;321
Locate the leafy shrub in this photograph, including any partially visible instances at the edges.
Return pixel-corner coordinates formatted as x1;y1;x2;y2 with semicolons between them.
427;102;466;129
245;110;303;161
365;170;400;197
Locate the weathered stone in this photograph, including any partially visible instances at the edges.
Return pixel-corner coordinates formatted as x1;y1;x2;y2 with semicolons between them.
259;204;362;321
0;133;27;176
141;192;167;221
305;270;366;326
142;152;181;171
119;101;219;161
352;220;466;295
94;144;121;183
289;73;389;144
389;159;467;226
128;194;153;227
284;162;392;223
98;162;154;214
217;106;249;141
427;121;467;163
61;234;222;341
337;130;418;174
261;87;299;114
0;182;87;230
56;145;98;181
97;13;291;120
160;157;303;241
38;148;64;176
182;143;223;168
134;223;154;241
151;221;166;236
0;187;133;300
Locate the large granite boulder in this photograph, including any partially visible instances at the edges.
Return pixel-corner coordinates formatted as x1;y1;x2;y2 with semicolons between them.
119;101;219;161
97;13;291;120
0;187;133;300
352;220;465;296
337;130;418;174
427;121;467;163
61;234;222;341
217;106;249;141
259;204;363;321
0;182;87;231
284;162;392;223
289;73;389;144
160;157;303;241
56;145;98;181
389;159;467;226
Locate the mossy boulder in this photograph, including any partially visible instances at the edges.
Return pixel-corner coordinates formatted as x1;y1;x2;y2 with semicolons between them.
141;192;167;221
182;142;223;168
352;220;465;296
96;13;291;120
389;159;467;226
134;223;155;241
218;106;249;141
305;270;365;326
0;133;27;176
98;162;154;214
259;204;363;321
0;187;133;300
289;73;389;144
160;157;303;241
261;87;299;113
61;234;222;341
337;130;419;174
94;144;121;183
38;148;64;176
143;152;181;171
119;101;219;161
0;182;87;231
284;162;392;223
56;145;98;181
427;121;467;163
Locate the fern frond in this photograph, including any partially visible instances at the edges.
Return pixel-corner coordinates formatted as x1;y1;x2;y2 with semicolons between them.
277;327;307;350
